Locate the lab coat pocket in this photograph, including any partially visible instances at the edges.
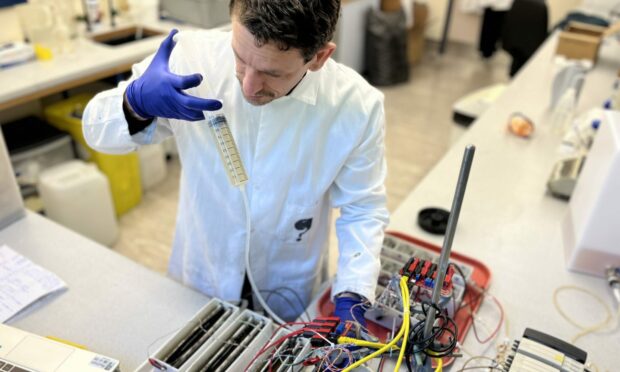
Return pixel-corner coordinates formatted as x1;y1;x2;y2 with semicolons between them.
265;201;323;280
277;201;320;246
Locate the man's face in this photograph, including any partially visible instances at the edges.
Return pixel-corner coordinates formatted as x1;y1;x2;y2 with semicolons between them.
231;18;312;106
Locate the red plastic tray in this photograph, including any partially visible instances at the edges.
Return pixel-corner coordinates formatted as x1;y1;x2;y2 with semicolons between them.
316;230;492;366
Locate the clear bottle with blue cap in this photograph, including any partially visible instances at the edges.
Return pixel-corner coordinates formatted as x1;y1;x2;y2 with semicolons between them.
583;118;601;149
550;87;577;135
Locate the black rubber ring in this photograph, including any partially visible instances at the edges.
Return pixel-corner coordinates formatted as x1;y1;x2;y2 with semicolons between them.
418;207;450;235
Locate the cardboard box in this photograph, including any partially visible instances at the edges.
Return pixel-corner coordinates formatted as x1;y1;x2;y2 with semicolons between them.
556;22;606;63
381;0;401;12
408;2;428;64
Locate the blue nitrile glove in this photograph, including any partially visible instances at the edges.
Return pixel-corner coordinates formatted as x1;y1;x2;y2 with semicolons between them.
125;29;222;121
334;295;367;328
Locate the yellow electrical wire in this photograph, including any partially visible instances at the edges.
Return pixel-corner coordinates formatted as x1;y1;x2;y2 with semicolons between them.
434;357;443;371
336;337;399;350
337;278;447;370
342;276;410;372
394;276;410;371
553;285;618;343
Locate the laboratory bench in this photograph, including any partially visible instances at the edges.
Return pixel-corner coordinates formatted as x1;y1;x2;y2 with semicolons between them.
386;33;620;369
0;18;211;112
1;26;620;372
1;211;209;369
1;30;153;111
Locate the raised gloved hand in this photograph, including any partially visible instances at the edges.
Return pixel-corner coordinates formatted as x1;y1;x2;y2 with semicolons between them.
334;294;367;328
125;29;222;121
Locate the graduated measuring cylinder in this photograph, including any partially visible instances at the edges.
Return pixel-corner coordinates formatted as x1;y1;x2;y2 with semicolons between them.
206;113;248;187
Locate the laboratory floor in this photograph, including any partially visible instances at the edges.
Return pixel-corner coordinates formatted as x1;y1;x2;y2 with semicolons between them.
113;41;511;275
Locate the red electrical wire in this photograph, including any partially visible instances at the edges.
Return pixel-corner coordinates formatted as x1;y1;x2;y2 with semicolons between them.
243;322;307;371
458;282;504;344
378;355;387;372
248;330;303;371
471;291;504;344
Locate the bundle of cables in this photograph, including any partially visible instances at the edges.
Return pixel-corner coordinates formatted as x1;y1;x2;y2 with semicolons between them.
404;302;458;371
339;275;411;372
245;273;459;371
339;274;458;371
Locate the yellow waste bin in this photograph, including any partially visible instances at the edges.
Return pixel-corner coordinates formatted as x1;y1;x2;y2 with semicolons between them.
44;94;142;216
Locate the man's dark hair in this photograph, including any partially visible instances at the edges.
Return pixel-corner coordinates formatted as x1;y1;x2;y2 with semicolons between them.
229;0;341;62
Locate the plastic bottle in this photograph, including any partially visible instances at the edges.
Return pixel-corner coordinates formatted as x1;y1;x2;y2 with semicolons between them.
53;14;73;54
550;87;577;135
85;0;101;30
562;118;602;155
583;119;601;149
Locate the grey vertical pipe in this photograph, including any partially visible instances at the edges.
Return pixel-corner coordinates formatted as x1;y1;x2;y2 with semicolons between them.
439;0;455;54
421;145;475;364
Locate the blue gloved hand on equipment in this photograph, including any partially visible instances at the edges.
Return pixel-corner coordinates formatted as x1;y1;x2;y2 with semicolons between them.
125;29;222;121
334;294;367;328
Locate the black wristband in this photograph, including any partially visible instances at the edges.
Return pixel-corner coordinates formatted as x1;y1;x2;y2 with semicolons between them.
122;96;153;135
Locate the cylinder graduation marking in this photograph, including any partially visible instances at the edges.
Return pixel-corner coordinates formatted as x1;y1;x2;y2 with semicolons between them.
207;114;248;187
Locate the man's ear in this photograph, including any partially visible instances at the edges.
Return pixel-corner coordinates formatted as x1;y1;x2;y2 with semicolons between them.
308;42;337;71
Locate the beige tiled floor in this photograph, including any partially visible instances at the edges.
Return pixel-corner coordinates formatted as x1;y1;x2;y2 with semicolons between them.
113;41;511;276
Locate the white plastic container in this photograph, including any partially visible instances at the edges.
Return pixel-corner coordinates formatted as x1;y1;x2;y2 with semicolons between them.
38;160;118;246
10;135;74;193
138;144;167;191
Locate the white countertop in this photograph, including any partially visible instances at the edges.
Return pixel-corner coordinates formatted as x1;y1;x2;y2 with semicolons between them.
0;18;231;110
0;21;167;106
389;34;620;369
1;211;209;370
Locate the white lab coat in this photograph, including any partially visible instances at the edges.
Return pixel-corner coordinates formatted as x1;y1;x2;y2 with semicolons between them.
83;30;389;320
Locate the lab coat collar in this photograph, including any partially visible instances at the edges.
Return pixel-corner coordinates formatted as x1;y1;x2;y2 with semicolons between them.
287;69;319;106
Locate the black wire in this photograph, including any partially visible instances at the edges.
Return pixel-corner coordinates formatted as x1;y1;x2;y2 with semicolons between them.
450;262;467;282
261;289;301;320
425;309;458;358
404;300;459;361
405;354;414;372
271;286;312;321
260;289;311;322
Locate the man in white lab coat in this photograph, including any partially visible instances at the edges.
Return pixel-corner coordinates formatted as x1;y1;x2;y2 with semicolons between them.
83;0;389;322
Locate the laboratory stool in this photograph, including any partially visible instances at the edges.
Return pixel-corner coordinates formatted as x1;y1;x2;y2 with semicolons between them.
38;160;118;246
138;144;167;191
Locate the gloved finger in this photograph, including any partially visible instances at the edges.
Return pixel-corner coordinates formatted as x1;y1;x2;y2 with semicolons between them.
167;104;204;121
176;91;223;111
154;29;179;64
170;73;203;90
179;109;205;122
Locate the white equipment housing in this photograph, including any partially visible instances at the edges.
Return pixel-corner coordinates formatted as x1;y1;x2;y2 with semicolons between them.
563;110;620;276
